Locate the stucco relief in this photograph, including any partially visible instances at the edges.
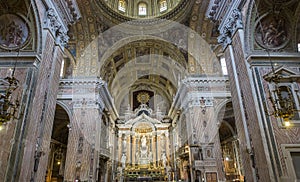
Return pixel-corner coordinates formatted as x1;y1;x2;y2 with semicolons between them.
255;13;289;49
0;14;30;50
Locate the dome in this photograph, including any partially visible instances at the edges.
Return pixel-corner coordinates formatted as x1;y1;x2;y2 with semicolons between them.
101;0;187;20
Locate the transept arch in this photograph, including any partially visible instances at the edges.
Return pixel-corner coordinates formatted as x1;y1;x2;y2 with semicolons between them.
46;104;71;182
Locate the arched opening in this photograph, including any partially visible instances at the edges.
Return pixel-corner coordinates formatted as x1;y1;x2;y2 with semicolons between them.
218;102;244;182
46;104;70;182
97;114;110;182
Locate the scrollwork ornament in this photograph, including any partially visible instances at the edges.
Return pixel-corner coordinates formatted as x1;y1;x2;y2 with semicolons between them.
217;9;243;49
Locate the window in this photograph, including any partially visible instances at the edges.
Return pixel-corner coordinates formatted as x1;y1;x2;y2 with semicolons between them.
220;57;228;75
159;0;167;12
118;0;126;12
60;59;65;78
138;3;147;15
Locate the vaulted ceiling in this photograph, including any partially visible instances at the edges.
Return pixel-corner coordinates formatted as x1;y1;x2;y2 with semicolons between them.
64;0;220;113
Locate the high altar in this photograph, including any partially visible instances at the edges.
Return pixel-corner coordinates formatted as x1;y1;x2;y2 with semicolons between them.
116;103;171;181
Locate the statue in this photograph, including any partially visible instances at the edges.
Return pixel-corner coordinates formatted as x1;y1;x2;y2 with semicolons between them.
141;135;147;147
122;139;127;150
121;153;126;168
161;152;167;168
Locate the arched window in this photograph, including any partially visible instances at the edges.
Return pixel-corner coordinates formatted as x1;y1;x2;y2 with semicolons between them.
60;59;65;77
220;57;228;75
138;2;147;15
118;0;126;12
159;0;167;12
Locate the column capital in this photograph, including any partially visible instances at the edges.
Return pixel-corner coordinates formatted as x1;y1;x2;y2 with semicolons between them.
43;0;80;48
44;8;69;47
218;9;243;49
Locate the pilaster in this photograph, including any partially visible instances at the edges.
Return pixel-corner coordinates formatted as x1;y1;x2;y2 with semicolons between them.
170;76;230;181
217;5;273;181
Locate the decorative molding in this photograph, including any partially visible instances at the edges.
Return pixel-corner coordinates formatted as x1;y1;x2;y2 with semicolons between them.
169;76;230;117
44;8;69;47
206;0;222;20
207;0;244;49
217;9;243;49
54;0;81;24
58;78;118;120
43;0;80;47
95;0;193;26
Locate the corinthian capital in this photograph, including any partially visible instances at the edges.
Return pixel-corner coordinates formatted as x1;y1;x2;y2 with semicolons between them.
218;9;243;49
44;8;69;48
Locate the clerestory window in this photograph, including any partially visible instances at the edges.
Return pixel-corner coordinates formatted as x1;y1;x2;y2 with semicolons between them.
138;2;147;15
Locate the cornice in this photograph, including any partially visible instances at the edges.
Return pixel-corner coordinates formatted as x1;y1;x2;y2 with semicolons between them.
59;78;118;120
217;8;243;49
43;0;81;47
205;0;245;49
169;76;230;118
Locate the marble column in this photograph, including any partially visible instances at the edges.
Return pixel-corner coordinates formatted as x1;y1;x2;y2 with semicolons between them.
154;133;159;167
136;136;140;165
166;132;170;164
126;135;130;165
132;134;136;166
118;135;122;166
157;133;161;167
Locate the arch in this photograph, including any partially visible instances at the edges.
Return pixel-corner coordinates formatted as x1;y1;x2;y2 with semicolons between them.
138;2;147;15
214;99;231;124
74;18;220;79
56;101;73;120
47;104;71;182
219;121;236;138
132;120;156;132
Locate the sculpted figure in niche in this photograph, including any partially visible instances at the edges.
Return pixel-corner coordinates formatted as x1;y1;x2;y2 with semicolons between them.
206;148;213;158
141;135;147;147
122;138;127;151
121;153;126;168
161;152;167;168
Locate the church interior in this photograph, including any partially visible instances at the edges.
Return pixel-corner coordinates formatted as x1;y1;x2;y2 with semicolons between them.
0;0;300;181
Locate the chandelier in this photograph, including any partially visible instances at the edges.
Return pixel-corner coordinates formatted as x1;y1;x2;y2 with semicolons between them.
0;69;20;126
